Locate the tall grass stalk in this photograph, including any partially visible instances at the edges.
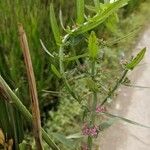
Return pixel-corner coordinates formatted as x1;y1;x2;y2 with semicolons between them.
18;24;43;150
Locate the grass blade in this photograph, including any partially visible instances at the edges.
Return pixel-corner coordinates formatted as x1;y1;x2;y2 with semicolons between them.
0;75;60;150
50;3;61;45
40;39;54;58
76;0;85;24
51;64;62;78
93;0;100;11
104;112;150;129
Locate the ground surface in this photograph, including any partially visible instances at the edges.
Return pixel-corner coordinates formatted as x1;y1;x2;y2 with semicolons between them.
99;27;150;150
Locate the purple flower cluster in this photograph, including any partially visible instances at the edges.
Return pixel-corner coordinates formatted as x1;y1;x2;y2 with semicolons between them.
82;123;99;137
96;105;106;113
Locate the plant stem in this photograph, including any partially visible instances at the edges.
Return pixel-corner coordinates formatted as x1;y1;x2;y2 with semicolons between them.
91;61;97;124
87;136;92;150
59;35;81;102
100;69;128;106
87;60;97;150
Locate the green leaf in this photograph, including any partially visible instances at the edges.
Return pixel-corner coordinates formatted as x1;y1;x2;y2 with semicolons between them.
19;141;31;150
40;39;54;58
104;112;150;129
82;105;90;121
72;0;129;36
76;0;85;24
126;48;146;70
85;77;99;92
68;35;85;46
64;53;87;62
59;8;68;32
66;133;83;139
85;5;97;12
106;26;141;46
93;0;100;11
51;64;62;78
50;3;61;45
52;133;76;150
100;118;118;131
105;13;119;35
88;31;99;59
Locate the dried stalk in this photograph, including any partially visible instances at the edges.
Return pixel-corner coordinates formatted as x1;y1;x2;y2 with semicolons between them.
18;24;43;150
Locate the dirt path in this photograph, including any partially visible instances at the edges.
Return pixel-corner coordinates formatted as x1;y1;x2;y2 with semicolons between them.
99;27;150;150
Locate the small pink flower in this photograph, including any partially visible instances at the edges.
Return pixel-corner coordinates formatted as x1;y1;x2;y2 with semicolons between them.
96;106;106;113
89;125;99;137
82;123;99;137
82;123;90;136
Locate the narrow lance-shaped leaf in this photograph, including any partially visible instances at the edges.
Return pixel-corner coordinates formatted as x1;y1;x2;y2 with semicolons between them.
105;13;119;35
126;48;146;70
59;8;66;31
40;39;54;58
100;118;118;131
93;0;100;11
72;0;130;36
104;112;150;129
88;31;99;59
64;53;87;62
66;133;83;139
51;64;62;78
85;5;97;12
85;78;99;92
106;26;141;46
76;0;85;24
52;133;76;150
50;3;61;45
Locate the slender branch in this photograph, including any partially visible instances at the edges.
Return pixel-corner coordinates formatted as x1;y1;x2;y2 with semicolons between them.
100;69;128;106
59;35;81;102
124;84;150;89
